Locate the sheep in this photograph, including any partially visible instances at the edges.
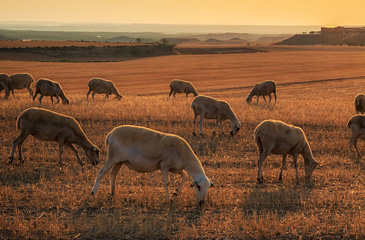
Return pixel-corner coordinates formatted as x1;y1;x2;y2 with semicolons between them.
254;120;318;184
33;79;70;104
86;78;123;100
91;125;213;206
9;107;99;166
9;73;34;98
169;79;199;98
354;94;365;114
0;73;11;99
246;80;277;104
347;115;365;159
191;95;241;136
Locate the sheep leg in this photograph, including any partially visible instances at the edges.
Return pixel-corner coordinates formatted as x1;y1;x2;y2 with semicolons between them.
192;111;197;136
9;131;30;164
58;139;65;166
263;95;267;103
172;170;188;198
213;120;219;135
173;92;176;98
38;94;44;104
92;160;116;195
110;162;123;196
352;137;361;158
273;91;277;104
32;89;39;102
86;89;92;99
293;153;300;184
50;96;54;104
185;93;188;97
54;93;60;104
199;115;205;136
26;85;33;98
105;92;110;100
279;154;287;181
161;168;170;202
268;94;272;104
169;88;173;97
92;91;96;100
221;121;224;134
66;142;83;166
257;141;274;184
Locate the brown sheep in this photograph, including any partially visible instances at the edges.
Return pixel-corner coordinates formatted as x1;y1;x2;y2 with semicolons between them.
91;125;213;206
0;73;11;99
246;80;277;104
9;73;34;98
33;79;70;104
191;95;241;136
86;78;123;100
347;115;365;159
9;107;99;166
354;94;365;114
254;120;318;184
169;79;199;98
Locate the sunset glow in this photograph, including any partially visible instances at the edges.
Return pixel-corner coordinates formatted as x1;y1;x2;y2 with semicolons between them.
1;0;364;26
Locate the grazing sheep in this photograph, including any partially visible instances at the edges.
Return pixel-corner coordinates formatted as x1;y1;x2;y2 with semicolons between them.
33;79;70;104
169;79;199;98
347;115;365;159
0;73;11;99
191;95;241;136
246;80;277;104
91;125;213;206
9;73;34;98
9;107;99;166
86;78;123;100
354;94;365;114
254;120;318;184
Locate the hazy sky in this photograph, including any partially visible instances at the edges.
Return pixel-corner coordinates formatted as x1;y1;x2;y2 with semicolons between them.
1;0;364;26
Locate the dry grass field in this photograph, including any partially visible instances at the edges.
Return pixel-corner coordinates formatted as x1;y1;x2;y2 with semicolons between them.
0;45;365;239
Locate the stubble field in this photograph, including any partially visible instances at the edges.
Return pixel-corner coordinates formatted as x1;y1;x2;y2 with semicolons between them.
0;45;365;239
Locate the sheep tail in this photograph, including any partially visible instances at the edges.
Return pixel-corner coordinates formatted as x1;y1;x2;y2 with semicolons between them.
105;132;111;146
16;115;22;130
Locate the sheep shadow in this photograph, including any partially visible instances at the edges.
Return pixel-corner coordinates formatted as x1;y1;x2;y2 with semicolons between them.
240;185;314;216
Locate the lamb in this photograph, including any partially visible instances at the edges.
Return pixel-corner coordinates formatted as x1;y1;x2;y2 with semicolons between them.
9;73;34;98
354;94;365;114
86;78;123;100
91;125;213;206
191;95;241;136
9;107;99;166
246;80;277;104
169;79;199;98
33;79;70;104
347;115;365;159
0;73;11;99
254;120;318;184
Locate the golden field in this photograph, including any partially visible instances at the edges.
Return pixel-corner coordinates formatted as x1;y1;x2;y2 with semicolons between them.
0;45;364;239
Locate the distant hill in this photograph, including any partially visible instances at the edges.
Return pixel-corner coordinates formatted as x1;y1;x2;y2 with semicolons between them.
161;38;200;44
194;33;253;41
106;35;154;43
275;33;365;45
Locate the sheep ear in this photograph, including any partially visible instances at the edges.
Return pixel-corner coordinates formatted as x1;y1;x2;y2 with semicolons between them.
210;181;214;188
190;182;196;187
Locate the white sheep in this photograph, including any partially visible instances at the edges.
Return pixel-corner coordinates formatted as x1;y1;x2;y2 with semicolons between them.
254;120;318;184
191;95;241;136
9;73;34;98
0;73;11;99
86;78;123;100
246;80;277;104
9;107;99;166
33;79;70;104
347;114;365;159
169;79;199;98
354;94;365;114
91;125;213;206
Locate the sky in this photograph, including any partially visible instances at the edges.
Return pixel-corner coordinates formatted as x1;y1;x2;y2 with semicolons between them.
1;0;364;26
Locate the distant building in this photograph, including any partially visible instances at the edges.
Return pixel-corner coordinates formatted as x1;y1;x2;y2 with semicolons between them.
321;26;365;34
